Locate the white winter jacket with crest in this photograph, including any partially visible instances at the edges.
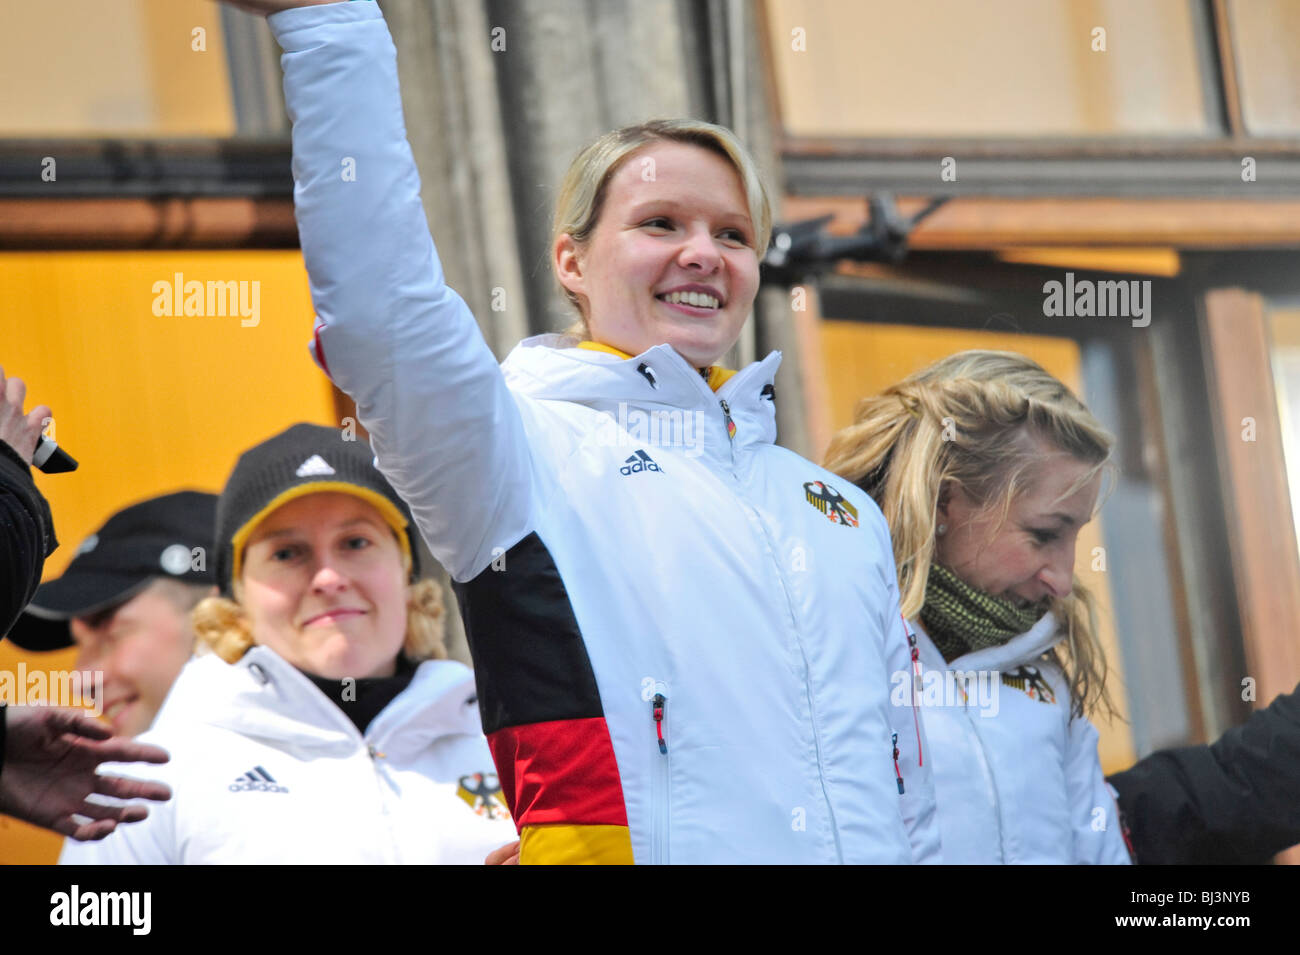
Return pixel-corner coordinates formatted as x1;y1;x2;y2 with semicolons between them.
59;647;517;864
264;0;939;865
903;613;1131;864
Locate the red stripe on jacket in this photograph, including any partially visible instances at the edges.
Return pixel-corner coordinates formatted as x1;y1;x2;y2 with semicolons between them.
312;319;333;379
488;717;629;828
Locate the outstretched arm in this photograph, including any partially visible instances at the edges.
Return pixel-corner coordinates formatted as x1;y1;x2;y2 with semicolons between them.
1109;683;1300;864
0;706;170;841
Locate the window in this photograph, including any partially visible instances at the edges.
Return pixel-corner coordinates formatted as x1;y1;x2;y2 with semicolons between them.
765;0;1215;139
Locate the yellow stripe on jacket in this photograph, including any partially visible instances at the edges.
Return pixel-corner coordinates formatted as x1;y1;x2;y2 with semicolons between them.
519;824;635;865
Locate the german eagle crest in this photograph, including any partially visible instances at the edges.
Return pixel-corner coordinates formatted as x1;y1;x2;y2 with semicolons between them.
803;480;859;527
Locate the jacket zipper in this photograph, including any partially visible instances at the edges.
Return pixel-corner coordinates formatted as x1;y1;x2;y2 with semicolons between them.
965;712;1007;862
719;398;736;447
715;386;842;859
650;685;670;864
904;620;925;768
946;679;1007;862
889;621;925;798
365;741;401;864
913;628;1006;861
668;354;845;859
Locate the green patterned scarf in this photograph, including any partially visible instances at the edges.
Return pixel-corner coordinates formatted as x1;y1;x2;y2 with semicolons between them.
920;562;1049;663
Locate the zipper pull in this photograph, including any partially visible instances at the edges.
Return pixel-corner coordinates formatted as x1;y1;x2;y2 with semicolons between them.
892;731;904;794
719;399;736;442
902;616;927;767
908;630;922;697
652;693;667;754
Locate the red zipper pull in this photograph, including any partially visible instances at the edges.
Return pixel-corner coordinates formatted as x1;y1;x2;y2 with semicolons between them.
892;731;904;794
652;693;667;754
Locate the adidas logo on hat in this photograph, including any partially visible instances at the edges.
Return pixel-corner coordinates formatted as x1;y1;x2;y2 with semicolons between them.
214;424;421;596
619;450;662;476
295;454;335;477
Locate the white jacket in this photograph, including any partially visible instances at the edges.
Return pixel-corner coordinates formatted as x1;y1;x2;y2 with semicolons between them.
898;614;1131;864
269;1;938;864
59;648;517;865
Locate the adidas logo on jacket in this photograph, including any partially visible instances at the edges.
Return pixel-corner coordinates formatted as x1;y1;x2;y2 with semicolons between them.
619;450;662;475
59;648;517;865
271;0;938;865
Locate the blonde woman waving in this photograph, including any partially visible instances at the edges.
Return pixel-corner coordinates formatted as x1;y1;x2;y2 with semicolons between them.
210;0;939;864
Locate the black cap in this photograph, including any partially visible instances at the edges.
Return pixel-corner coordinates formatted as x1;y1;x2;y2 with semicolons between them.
8;490;218;652
214;423;420;597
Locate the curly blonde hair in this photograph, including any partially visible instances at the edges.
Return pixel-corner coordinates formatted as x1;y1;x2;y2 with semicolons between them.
823;350;1116;719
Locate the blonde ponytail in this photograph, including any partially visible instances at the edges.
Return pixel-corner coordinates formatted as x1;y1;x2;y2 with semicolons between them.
824;350;1117;718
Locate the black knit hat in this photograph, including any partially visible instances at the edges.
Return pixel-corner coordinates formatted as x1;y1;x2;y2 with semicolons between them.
8;490;218;652
214;423;420;596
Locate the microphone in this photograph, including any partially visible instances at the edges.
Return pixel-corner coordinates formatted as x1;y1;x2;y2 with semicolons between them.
32;434;78;473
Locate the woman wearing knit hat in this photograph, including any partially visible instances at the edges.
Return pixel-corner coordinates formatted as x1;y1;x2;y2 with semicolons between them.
60;423;517;864
823;351;1131;864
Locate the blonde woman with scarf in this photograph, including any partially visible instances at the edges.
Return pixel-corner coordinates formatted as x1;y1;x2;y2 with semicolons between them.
825;350;1131;864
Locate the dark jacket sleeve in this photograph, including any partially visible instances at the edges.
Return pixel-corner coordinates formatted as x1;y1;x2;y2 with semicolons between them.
1109;683;1300;864
0;439;57;639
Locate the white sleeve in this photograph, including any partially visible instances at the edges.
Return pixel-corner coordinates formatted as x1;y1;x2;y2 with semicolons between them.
875;527;942;863
1066;713;1133;864
57;765;177;866
268;2;535;581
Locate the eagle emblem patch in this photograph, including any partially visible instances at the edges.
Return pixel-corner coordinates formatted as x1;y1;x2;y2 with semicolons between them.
456;772;511;820
1001;665;1057;704
803;480;859;527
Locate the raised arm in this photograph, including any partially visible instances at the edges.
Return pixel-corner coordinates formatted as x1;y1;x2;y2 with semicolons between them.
0;368;56;636
266;1;533;580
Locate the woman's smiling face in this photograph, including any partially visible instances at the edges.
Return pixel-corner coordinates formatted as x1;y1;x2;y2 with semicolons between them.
239;492;408;680
554;140;760;369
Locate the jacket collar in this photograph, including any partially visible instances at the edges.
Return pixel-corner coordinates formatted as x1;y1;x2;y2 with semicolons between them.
153;646;481;758
501;335;783;462
916;611;1062;672
574;340;738;391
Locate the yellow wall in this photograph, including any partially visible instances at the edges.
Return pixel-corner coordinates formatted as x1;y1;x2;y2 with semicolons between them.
0;250;334;862
819;321;1136;774
766;0;1207;138
0;0;235;136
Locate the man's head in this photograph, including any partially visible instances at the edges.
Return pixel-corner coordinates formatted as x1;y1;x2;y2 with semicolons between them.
69;577;213;736
8;490;218;736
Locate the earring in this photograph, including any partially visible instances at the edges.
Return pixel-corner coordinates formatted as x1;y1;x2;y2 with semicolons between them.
937;523;948;536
